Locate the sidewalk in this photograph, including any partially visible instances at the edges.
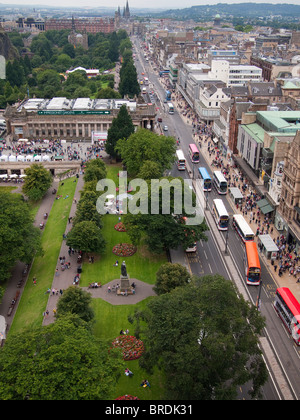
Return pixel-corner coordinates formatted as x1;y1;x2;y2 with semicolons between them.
170;90;300;303
0;180;59;328
42;174;84;326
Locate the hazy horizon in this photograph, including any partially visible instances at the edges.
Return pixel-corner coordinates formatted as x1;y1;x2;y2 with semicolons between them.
1;0;300;11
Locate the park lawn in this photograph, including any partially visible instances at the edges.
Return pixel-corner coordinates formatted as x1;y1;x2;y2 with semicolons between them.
92;297;166;400
10;178;77;334
80;213;167;286
0;185;17;193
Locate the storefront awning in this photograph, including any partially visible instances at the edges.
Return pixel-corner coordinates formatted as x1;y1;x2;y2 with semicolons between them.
257;198;274;215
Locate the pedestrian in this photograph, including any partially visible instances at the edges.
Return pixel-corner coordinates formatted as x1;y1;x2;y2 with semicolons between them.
33;276;37;285
55;268;59;277
53;308;57;315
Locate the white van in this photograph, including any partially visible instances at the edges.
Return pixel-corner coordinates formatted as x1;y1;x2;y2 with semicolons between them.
185;243;197;253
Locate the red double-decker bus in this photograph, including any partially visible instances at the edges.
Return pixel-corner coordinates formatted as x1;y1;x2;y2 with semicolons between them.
274;287;300;346
244;241;261;286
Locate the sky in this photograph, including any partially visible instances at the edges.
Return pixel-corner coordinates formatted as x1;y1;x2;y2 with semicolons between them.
2;0;300;10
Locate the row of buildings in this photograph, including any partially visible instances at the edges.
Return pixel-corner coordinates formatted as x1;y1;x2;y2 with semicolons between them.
142;24;300;250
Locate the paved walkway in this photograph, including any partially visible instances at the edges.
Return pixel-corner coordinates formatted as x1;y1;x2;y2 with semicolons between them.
0;180;59;329
0;156;158;331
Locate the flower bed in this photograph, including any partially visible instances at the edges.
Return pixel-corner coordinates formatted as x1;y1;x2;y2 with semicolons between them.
112;243;136;257
115;395;139;400
114;222;127;232
111;335;144;361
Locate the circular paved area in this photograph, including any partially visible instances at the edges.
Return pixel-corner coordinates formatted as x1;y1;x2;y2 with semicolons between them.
82;279;156;305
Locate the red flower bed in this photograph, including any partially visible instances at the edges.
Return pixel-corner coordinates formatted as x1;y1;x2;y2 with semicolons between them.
114;222;127;232
112;243;136;257
115;395;139;400
111;335;145;361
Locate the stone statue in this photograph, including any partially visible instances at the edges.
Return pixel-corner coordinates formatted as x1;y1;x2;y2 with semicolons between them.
121;261;127;277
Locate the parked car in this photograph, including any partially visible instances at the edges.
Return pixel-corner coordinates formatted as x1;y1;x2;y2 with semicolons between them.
163;125;168;131
157;117;162;122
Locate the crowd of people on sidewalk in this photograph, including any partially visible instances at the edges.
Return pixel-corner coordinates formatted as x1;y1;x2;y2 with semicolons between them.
168;86;300;289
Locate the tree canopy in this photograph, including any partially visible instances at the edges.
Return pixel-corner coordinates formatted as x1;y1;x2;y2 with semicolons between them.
0;192;42;285
66;220;106;254
22;163;53;201
0;315;123;400
137;274;268;400
116;128;176;177
105;104;135;160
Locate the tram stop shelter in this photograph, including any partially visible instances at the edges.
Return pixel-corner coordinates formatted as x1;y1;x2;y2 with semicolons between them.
229;187;243;205
258;234;279;260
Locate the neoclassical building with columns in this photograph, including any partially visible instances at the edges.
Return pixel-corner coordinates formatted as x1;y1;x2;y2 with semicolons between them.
4;97;156;142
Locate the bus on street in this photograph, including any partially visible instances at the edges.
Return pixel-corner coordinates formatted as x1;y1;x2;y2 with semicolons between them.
213;171;228;195
212;199;229;231
159;70;169;77
198;167;212;191
189;144;200;163
176;149;186;171
167;103;174;114
232;214;255;242
274;287;300;346
165;90;171;101
244;241;261;286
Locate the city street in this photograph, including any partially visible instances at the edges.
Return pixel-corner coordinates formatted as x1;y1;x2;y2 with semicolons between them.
133;36;300;400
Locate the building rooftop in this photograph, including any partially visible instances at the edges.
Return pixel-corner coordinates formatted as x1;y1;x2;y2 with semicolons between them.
18;98;137;113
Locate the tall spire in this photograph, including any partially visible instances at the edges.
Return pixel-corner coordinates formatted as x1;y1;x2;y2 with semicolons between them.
125;0;130;19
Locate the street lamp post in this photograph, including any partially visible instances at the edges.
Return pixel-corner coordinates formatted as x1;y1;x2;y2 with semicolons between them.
225;216;230;253
256;280;263;311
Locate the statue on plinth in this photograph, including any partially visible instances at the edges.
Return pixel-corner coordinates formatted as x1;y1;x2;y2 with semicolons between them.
120;261;130;293
121;261;128;277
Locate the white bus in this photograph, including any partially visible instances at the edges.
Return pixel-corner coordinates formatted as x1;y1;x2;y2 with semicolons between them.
232;214;255;242
176;149;186;171
212;199;229;231
167;102;174;114
213;171;227;195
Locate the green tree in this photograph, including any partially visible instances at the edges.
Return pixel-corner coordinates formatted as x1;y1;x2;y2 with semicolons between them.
105;104;135;160
56;286;95;324
22;163;53;201
123;177;208;254
154;262;191;295
116;128;176;176
66;221;106;254
96;87;122;99
0;315;124;400
36;69;61;94
83;158;107;183
0;192;42;284
138;275;268;400
119;58;140;98
137;160;163;180
73;191;103;228
108;31;120;62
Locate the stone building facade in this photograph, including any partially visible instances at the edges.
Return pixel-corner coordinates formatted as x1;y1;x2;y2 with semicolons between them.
277;130;300;249
4;98;156;142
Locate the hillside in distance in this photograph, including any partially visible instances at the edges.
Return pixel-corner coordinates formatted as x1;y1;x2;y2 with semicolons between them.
152;2;300;19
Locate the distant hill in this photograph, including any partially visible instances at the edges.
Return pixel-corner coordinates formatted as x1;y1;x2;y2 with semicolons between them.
151;3;300;19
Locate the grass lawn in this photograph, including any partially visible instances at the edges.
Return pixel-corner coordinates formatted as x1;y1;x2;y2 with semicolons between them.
10;177;77;334
0;185;17;193
81;214;166;286
92;297;166;400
